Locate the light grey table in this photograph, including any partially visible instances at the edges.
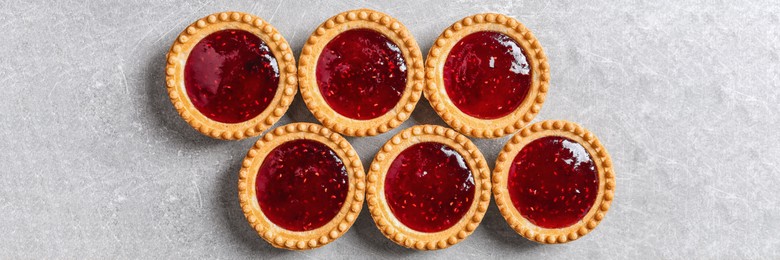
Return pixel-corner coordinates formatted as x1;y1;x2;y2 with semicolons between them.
1;0;778;259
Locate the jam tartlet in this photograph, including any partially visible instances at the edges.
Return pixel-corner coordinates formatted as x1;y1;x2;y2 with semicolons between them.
367;125;491;250
298;9;424;137
237;123;365;250
424;13;549;138
165;12;297;140
493;120;615;244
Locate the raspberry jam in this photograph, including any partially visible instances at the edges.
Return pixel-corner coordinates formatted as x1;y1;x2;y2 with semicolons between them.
508;136;599;229
255;139;348;231
384;142;475;232
184;29;280;123
443;31;532;119
316;29;407;120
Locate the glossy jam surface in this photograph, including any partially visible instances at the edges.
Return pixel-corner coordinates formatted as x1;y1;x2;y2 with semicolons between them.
255;139;348;231
443;31;532;119
316;29;407;120
184;29;280;123
384;142;475;232
508;136;599;229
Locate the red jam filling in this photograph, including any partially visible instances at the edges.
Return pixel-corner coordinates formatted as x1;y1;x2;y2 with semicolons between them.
384;142;475;232
443;31;532;119
316;29;407;120
255;139;348;231
184;29;280;123
508;136;599;229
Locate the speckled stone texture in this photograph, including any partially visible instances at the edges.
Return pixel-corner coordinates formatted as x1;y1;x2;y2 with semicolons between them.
0;0;778;259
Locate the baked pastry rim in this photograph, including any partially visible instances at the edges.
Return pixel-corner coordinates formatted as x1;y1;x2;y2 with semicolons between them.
492;120;615;244
424;13;550;139
237;123;365;250
298;8;424;137
366;124;491;250
165;11;297;140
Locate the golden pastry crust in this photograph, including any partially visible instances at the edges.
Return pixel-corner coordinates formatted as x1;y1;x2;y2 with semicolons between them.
492;120;615;244
424;13;550;139
366;125;491;250
298;9;424;137
165;11;297;140
237;123;365;250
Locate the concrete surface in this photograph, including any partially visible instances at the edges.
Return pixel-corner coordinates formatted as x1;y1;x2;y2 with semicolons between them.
1;0;778;259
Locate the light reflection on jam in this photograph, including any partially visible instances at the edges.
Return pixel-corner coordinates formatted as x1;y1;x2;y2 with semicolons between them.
255;139;348;231
443;31;531;119
184;29;279;123
316;29;407;120
508;136;598;229
384;142;475;232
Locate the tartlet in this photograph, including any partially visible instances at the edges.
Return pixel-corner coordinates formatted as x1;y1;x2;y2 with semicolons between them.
367;125;491;250
425;13;550;138
165;11;297;140
493;120;615;243
298;9;425;137
237;123;365;250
